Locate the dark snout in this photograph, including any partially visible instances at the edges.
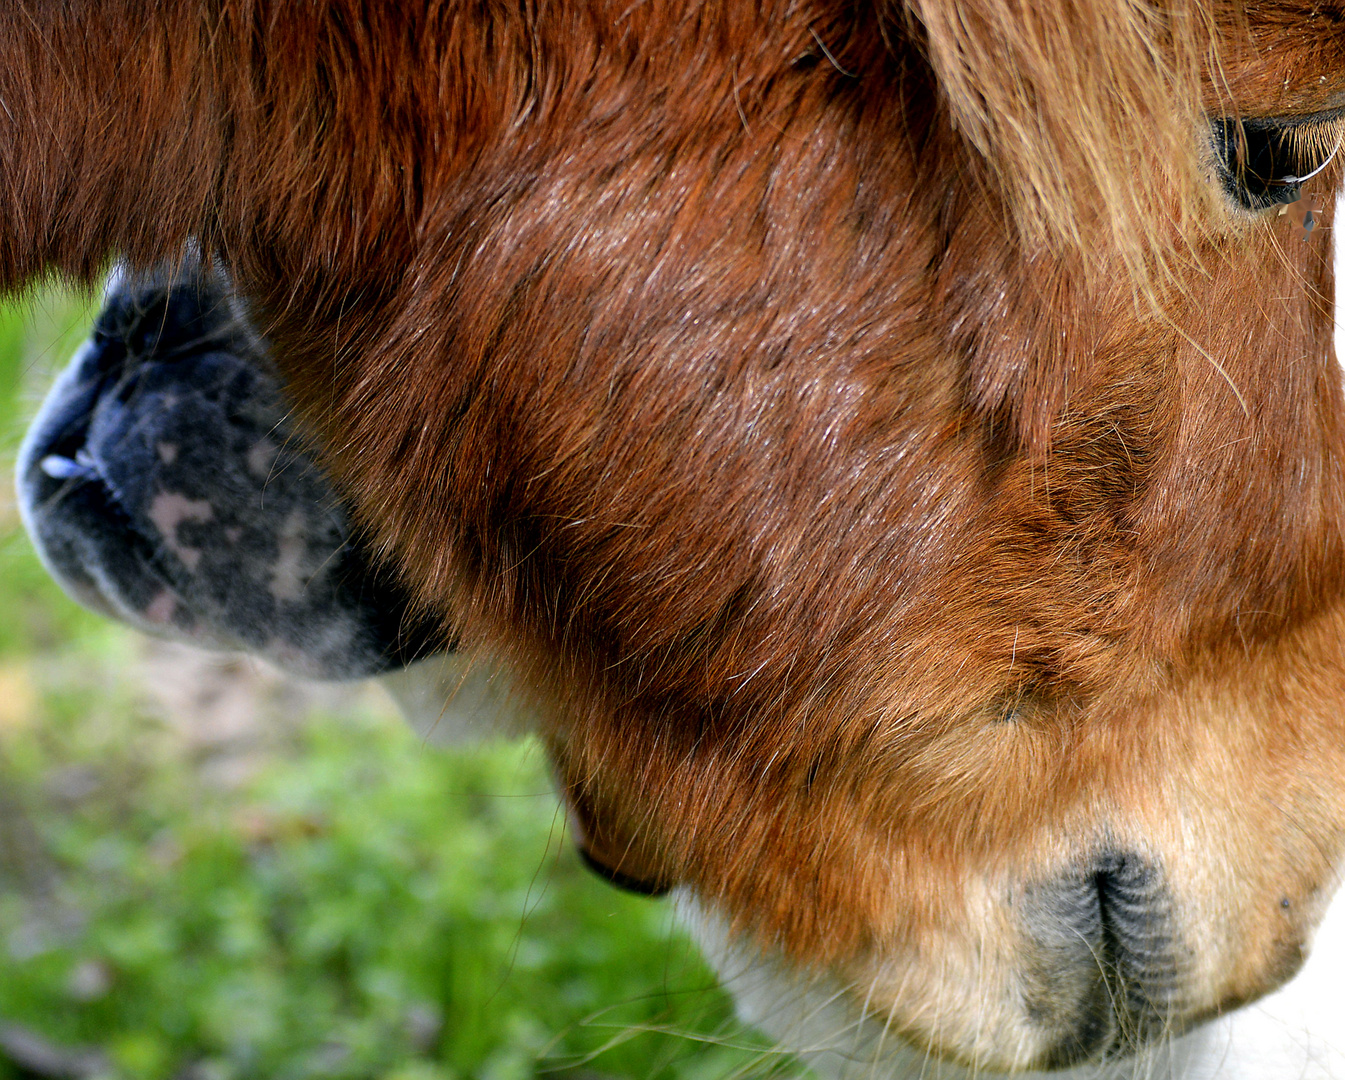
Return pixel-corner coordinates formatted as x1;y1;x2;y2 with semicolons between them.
16;269;442;679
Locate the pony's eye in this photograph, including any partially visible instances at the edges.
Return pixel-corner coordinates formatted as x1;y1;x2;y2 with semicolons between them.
1211;110;1345;210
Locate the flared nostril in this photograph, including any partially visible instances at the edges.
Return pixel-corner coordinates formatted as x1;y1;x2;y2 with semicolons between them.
1094;853;1184;1023
39;453;96;481
1022;850;1184;1067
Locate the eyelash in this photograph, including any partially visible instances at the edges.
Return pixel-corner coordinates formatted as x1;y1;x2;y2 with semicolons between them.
1211;110;1345;211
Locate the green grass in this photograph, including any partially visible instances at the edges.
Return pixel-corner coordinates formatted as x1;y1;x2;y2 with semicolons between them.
0;289;802;1080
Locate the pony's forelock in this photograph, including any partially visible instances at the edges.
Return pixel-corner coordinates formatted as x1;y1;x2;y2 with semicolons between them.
897;0;1224;292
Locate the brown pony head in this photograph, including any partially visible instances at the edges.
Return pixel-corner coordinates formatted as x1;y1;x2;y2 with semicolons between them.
5;0;1345;1069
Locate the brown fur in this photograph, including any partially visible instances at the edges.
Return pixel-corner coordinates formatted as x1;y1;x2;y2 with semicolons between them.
6;0;1345;1068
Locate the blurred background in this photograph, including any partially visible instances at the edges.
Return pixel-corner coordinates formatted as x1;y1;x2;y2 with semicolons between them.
0;287;801;1080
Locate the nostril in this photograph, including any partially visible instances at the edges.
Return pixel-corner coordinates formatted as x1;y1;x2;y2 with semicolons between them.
1093;854;1183;1037
1095;856;1181;985
1023;850;1183;1067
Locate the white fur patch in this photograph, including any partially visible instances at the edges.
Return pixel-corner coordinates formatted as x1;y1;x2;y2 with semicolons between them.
379;654;543;746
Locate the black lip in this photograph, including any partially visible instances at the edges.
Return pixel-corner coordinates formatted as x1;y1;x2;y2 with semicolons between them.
576;845;671;896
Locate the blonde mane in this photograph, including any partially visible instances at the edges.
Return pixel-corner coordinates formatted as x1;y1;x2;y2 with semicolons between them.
907;0;1222;286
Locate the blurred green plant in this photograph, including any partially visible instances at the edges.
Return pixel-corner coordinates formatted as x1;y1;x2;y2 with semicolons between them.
0;290;803;1080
